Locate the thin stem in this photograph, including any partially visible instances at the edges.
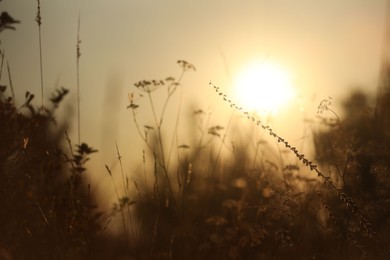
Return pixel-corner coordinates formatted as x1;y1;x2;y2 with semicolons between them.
142;149;147;195
191;110;213;161
148;87;179;211
147;92;167;170
166;71;185;170
159;71;184;127
131;109;149;144
115;143;136;242
76;13;81;144
147;92;160;129
36;0;44;114
116;143;127;196
38;27;44;112
104;164;129;245
327;107;342;128
0;49;4;81
211;110;235;179
250;135;260;177
6;62;15;106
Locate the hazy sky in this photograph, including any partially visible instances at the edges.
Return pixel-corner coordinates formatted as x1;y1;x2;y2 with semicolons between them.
1;0;388;203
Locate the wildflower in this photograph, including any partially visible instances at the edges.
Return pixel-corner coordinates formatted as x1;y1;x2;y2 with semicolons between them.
127;93;139;109
317;97;332;114
177;60;196;71
134;79;164;93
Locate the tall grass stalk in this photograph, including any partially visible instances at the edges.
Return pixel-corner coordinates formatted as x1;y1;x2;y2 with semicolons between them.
35;0;44;114
210;81;386;253
210;110;234;179
191;109;213;160
6;62;15;105
76;13;81;145
64;131;77;207
104;164;129;246
142;149;148;194
115;142;136;242
0;49;4;81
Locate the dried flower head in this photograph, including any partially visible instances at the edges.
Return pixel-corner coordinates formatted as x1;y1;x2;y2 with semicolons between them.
134;79;164;93
317;97;332;114
76;15;81;59
177;60;196;71
35;0;41;26
127;93;140;109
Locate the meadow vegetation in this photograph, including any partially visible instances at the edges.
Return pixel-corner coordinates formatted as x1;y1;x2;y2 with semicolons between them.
1;4;390;260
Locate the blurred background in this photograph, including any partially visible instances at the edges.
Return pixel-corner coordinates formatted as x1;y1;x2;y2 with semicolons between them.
1;0;388;208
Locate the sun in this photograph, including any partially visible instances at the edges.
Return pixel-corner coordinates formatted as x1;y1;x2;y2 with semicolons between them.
233;61;295;115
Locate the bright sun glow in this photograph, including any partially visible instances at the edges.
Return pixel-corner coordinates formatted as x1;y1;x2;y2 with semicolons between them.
233;62;295;115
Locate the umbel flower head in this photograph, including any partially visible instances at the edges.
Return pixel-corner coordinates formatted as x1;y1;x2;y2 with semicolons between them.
134;79;165;93
177;60;196;71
